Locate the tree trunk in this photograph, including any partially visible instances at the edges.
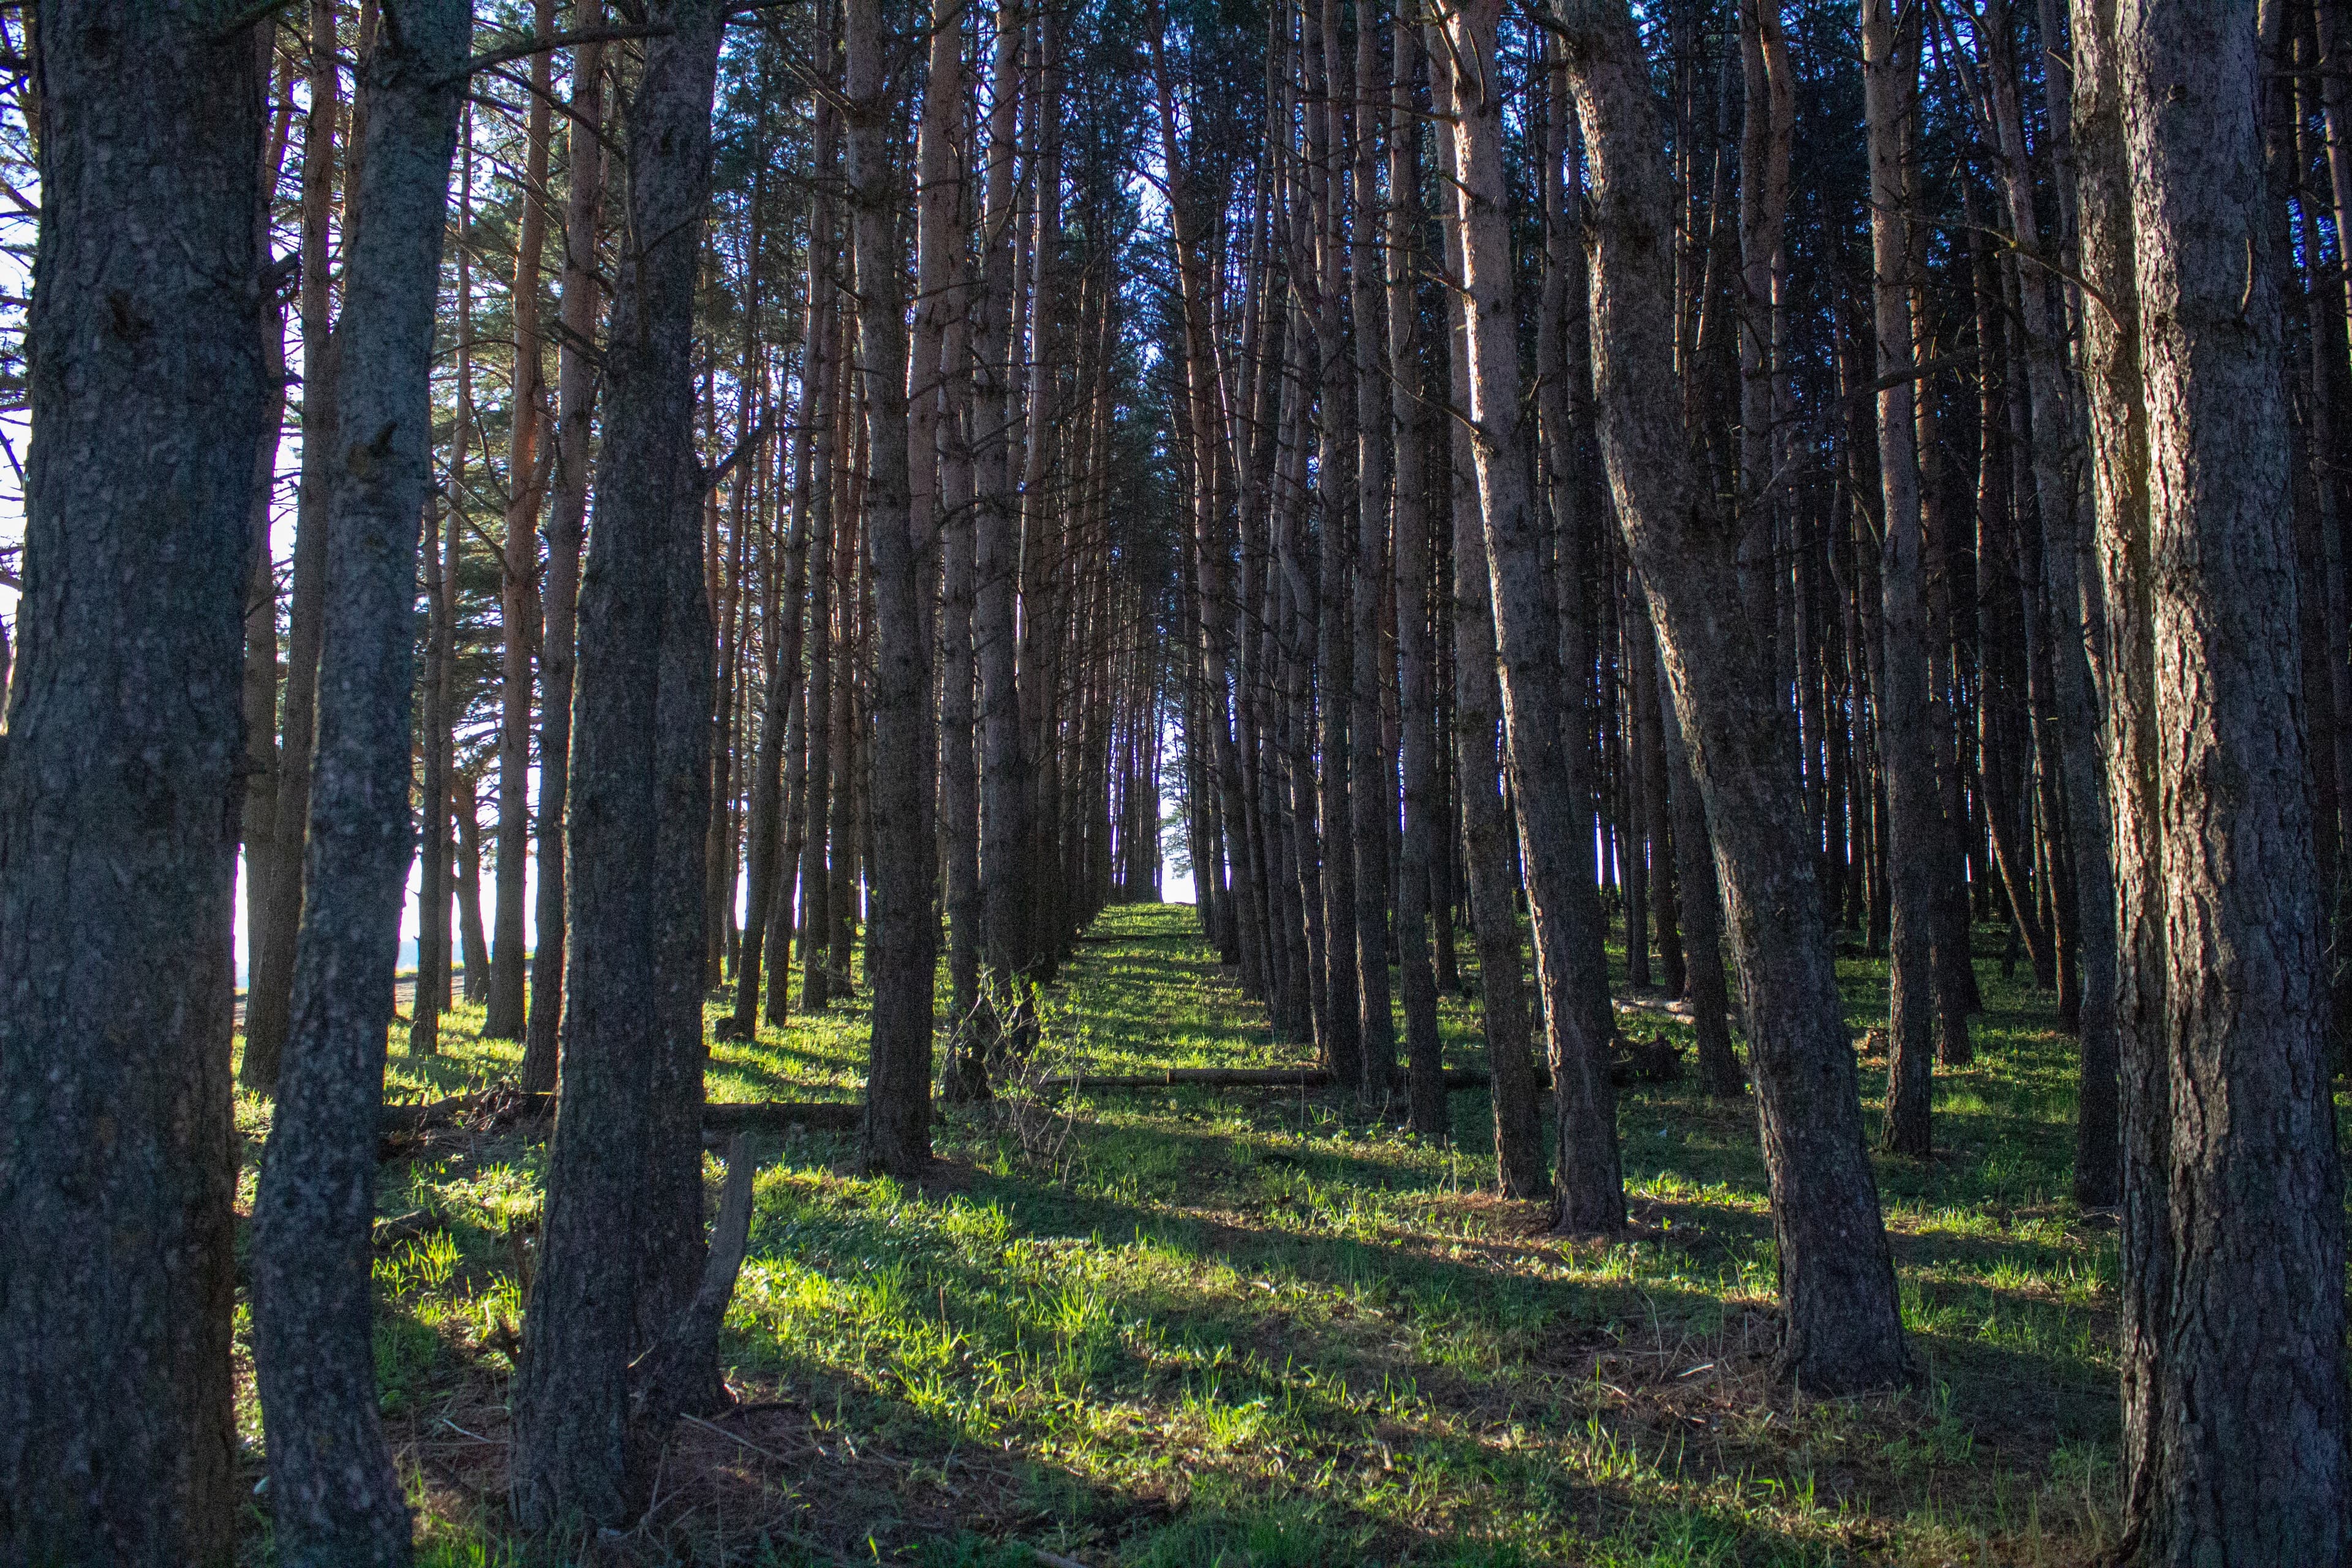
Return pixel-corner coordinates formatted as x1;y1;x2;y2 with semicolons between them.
1389;17;1446;1140
1441;0;1623;1234
244;0;344;1091
510;0;729;1526
1556;0;1911;1393
1349;0;1396;1106
1863;0;1938;1158
251;12;467;1559
484;0;555;1042
2071;4;2351;1557
0;5;266;1559
522;14;608;1090
850;0;937;1174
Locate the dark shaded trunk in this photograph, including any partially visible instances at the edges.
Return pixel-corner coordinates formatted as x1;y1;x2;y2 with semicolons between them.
848;0;935;1174
251;10;467;1559
1661;662;1741;1096
0;5;266;1560
1555;0;1911;1393
1389;17;1446;1140
509;0;729;1526
1443;0;1623;1234
484;0;555;1043
244;0;343;1091
522;14;609;1092
2071;4;2352;1558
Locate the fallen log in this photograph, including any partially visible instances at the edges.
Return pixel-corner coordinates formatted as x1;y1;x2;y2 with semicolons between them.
1030;1067;1507;1093
377;1090;862;1159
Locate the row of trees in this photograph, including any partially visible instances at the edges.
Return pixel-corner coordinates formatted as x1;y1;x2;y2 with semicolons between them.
1157;0;2348;1556
0;0;2342;1565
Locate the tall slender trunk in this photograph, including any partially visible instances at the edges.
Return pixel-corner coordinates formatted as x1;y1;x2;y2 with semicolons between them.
252;12;467;1559
975;0;1031;1007
1556;0;1911;1392
1389;17;1445;1138
1428;36;1547;1196
1349;0;1396;1103
1442;0;1623;1233
853;0;940;1172
1981;0;2119;1199
244;0;344;1091
510;0;737;1526
0;6;266;1559
1863;0;1939;1156
484;0;554;1041
522;14;608;1089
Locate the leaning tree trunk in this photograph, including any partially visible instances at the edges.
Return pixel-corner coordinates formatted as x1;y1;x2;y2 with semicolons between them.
522;12;609;1092
848;0;937;1175
2071;3;2352;1559
1442;0;1623;1235
251;10;467;1561
510;0;734;1528
0;5;266;1561
1555;0;1911;1393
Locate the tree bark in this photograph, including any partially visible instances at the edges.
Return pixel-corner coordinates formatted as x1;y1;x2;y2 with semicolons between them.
244;0;344;1091
522;13;609;1091
0;4;266;1560
1863;0;1939;1158
1389;17;1446;1140
1441;0;1624;1234
484;0;556;1042
1554;0;1911;1393
509;0;728;1526
2071;3;2352;1558
849;0;937;1174
251;9;468;1560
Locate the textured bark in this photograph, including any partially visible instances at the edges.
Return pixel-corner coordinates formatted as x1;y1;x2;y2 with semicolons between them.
509;0;727;1526
1555;0;1910;1392
1427;40;1547;1195
1442;0;1623;1234
484;0;556;1043
244;0;344;1091
799;176;841;1014
1863;0;1938;1158
934;24;984;1082
1661;666;1741;1096
251;9;467;1560
522;12;609;1092
1981;0;2120;1200
1389;17;1446;1140
848;0;936;1174
975;0;1033;1004
0;4;265;1561
1349;0;1396;1105
2071;4;2352;1559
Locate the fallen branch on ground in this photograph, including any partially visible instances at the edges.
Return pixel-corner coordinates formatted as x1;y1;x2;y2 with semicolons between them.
377;1090;861;1159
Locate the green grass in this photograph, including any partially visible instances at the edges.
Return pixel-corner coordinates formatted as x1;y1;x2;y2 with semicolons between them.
232;903;2132;1566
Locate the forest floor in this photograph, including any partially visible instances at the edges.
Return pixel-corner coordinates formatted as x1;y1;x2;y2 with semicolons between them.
233;903;2127;1567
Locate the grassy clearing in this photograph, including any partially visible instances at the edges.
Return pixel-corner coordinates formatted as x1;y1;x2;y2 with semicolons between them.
233;903;2129;1566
